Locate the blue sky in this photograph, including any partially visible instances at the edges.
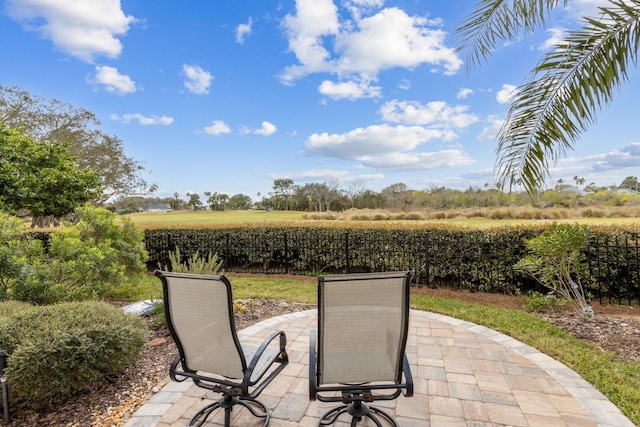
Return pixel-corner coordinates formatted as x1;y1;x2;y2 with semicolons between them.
1;0;639;201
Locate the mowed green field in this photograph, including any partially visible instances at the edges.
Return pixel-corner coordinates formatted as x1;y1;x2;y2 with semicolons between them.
125;210;305;226
125;210;640;228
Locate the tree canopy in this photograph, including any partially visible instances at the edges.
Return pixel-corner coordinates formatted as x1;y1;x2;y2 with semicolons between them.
0;124;101;223
457;0;640;197
0;85;153;202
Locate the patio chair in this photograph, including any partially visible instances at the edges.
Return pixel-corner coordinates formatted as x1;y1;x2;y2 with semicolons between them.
155;271;288;427
309;271;414;426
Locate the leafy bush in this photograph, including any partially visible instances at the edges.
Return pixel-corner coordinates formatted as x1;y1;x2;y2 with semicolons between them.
46;205;148;301
0;212;51;302
515;223;594;320
0;301;147;409
165;246;224;274
0;300;32;317
519;290;568;312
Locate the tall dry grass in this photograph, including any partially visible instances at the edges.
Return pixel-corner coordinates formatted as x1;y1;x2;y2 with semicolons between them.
303;206;640;222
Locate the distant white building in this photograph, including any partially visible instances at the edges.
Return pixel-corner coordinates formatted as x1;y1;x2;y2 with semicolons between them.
140;203;172;212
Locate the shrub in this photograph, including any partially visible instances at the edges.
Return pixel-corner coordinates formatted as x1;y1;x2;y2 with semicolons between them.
519;290;568;312
581;208;606;218
165;247;224;274
10;262;56;305
403;212;425;220
515;223;594;320
0;212;51;302
46;205;148;301
0;301;147;409
0;300;32;317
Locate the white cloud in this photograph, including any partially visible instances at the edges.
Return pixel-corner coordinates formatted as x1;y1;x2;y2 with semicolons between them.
589;142;640;171
477;115;504;141
5;0;135;62
334;8;461;74
539;27;566;50
91;66;136;94
203;120;232;135
111;113;173;125
268;169;350;182
397;79;411;90
235;17;253;44
566;0;612;19
253;121;277;136
379;100;479;129
318;79;382;100
268;170;386;184
280;0;340;83
280;2;462;93
183;64;213;95
496;84;518;104
304;123;471;171
457;87;474;99
343;0;385;20
359;150;474;170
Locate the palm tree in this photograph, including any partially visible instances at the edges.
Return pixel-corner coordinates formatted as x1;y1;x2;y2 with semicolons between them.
456;0;640;196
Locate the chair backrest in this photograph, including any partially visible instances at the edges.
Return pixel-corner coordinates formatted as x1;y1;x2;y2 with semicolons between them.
156;271;246;379
317;271;412;385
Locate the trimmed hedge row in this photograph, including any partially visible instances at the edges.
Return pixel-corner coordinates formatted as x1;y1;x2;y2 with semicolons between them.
143;224;640;304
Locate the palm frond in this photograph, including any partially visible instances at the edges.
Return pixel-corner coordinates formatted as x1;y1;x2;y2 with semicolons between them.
497;0;640;196
456;0;565;70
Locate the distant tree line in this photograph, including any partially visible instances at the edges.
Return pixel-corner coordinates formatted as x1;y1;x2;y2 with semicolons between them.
110;175;640;214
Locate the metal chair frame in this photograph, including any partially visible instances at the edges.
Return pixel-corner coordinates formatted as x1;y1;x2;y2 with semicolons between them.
156;271;288;427
309;271;414;426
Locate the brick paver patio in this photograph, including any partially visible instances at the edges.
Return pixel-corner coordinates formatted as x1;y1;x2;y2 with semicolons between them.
124;310;634;427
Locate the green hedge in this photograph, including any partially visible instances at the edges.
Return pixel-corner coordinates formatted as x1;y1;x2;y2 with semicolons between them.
143;224;640;303
28;223;640;303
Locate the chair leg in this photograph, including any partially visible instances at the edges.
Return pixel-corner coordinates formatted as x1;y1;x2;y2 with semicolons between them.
319;404;349;425
364;406;398;427
188;395;270;427
188;400;223;427
317;401;399;427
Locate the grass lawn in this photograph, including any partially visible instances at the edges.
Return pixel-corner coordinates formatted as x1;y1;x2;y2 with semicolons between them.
126;209;640;229
126;210;305;226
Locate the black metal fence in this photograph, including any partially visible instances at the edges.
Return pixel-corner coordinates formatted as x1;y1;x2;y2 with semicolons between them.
146;229;640;305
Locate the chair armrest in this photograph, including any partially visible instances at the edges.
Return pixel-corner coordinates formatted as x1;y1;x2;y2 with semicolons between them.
243;330;289;396
402;353;413;397
308;329;318;401
169;355;190;383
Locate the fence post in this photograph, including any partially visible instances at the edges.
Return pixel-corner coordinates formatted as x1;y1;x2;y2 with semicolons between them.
224;233;230;270
424;232;430;288
0;350;9;424
284;231;289;274
636;235;640;305
344;231;350;273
